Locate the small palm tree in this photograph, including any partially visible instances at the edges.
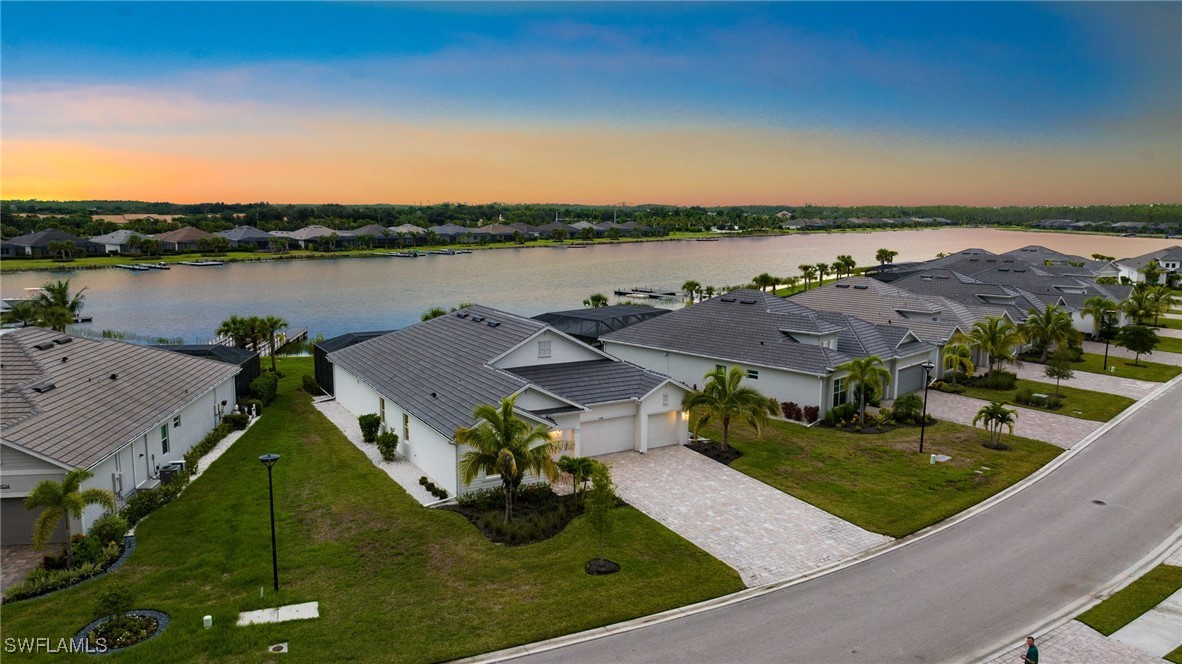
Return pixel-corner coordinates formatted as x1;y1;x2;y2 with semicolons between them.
1081;296;1117;339
1148;284;1177;327
25;469;116;568
965;316;1024;374
681;280;702;303
799;264;816;290
972;401;1017;450
420;306;448;321
36;280;87;331
258;315;289;372
1021;304;1078;362
942;343;975;385
583;293;609;308
5;300;41;327
815;263;830;286
1123;287;1157;326
216;315;254;349
456;396;567;522
835;356;892;421
876;248;898;265
682;366;778;450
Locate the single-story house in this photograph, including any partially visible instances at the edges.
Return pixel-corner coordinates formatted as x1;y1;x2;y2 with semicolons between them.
429;224;473;244
156;344;260;398
89;229;148;255
215;225;275;250
281;225;355;250
313;330;394;395
533;304;671;346
601;290;935;414
387;224;426;246
1;328;239;546
1115;246;1182;284
0;229;101;258
327;306;690;496
152;226;214;253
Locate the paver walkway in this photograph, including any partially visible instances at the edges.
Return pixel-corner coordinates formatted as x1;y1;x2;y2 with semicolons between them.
598;446;891;588
1159;327;1182;339
923;391;1100;448
1084;340;1182;367
1010;364;1157;399
982;620;1162;664
0;545;49;592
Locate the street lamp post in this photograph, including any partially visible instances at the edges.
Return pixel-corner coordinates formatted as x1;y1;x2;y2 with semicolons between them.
259;453;280;593
1101;310;1115;372
919;361;935;454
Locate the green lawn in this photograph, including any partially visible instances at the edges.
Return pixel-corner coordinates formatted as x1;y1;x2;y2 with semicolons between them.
0;358;741;663
1157;336;1182;354
704;419;1062;538
954;378;1135;422
1168;644;1182;664
1077;564;1182;635
1155;317;1182;330
1075;353;1182;382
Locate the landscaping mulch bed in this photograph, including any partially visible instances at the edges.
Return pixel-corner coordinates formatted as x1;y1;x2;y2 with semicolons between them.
440;490;585;546
75;609;169;654
585;559;620;575
686;440;742;465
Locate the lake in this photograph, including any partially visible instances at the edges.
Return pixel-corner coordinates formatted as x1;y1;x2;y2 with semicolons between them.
2;228;1176;343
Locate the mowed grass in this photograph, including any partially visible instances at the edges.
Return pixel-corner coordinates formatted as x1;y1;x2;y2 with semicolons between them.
1077;564;1182;635
703;418;1062;538
955;378;1135;422
0;358;742;663
1076;353;1182;382
1156;335;1182;354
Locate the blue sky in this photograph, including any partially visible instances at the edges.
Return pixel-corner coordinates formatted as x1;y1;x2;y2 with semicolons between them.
2;2;1178;205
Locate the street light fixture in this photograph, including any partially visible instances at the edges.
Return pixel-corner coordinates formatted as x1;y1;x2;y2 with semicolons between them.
919;361;935;454
1101;310;1116;372
259;453;280;593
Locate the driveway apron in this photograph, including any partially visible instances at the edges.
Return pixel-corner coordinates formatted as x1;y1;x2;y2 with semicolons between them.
923;391;1100;448
599;446;891;587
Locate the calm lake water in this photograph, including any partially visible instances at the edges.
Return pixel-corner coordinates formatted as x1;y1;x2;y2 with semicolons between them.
2;228;1177;343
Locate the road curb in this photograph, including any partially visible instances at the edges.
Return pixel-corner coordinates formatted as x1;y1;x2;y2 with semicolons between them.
457;374;1182;664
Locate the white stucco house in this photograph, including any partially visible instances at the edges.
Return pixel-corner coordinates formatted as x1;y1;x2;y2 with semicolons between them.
0;328;239;546
327;305;690;497
1115;246;1182;284
601;290;936;414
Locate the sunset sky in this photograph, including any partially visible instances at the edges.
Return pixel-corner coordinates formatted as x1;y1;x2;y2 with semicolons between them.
2;2;1179;206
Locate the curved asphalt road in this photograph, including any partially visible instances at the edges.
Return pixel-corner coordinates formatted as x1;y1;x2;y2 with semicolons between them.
520;379;1182;664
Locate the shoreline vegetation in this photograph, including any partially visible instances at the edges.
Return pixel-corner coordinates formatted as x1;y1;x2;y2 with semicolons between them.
1;225;1175;274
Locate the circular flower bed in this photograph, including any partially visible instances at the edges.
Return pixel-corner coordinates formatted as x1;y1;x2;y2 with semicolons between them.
74;610;169;654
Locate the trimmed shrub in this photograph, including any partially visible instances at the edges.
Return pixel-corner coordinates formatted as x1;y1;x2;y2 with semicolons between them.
892;393;923;423
376;431;399;461
120;475;188;527
222;413;249;430
823;403;856;427
249;371;279;405
88;514;128;547
238;398;263;415
780;401;803;421
970;370;1017;391
3;552;118;602
358;414;382;443
183;422;233;472
301;374;322;395
803;405;820;424
1045;394;1063;410
1014;387;1034;405
938;382;965;394
876;407;893;423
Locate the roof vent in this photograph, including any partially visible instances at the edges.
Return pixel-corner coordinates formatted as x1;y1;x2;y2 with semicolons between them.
31;382;56;393
455;312;469;318
33;342;56;351
998;268;1010;272
739;298;757;304
1013;268;1025;272
61;356;68;363
935;275;950;280
720;296;737;302
835;283;850;289
470;315;485;322
109;373;119;380
486;320;500;327
53;337;72;345
853;285;869;290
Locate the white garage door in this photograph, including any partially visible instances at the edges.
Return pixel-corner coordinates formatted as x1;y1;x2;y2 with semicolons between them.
579;416;635;456
647;411;679;448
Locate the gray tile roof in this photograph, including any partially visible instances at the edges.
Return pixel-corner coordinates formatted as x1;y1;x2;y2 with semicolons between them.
90;229;146;245
507;360;668;405
1;328;240;468
327;306;682;438
5;229;90;247
790;277;975;343
216;225;274;242
1118;246;1182;270
602;290;930;376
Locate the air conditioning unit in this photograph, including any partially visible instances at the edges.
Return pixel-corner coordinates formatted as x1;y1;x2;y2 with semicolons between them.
159;461;187;485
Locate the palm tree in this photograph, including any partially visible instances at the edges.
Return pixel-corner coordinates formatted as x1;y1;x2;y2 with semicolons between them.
815;263;830;286
25;469;116;568
1081;296;1118;339
1123;287;1157;325
835;356;892;421
972;401;1017;450
942;343;975;385
258;315;289;372
1021;304;1078;362
876;248;898;265
753;272;775;292
456;396;566;522
583;293;609;308
1148;284;1177;327
704;285;716;299
38;307;75;333
5;300;41;327
37;280;87;328
1140;261;1163;285
780;276;800;293
682;366;778;451
836;254;856;278
216;315;255;350
798;264;816;290
420;306;448;321
964;316;1024;374
681;280;702;303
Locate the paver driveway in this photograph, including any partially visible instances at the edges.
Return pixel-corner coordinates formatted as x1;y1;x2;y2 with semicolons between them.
923;391;1101;448
1009;364;1157;399
599;445;891;587
1084;340;1182;367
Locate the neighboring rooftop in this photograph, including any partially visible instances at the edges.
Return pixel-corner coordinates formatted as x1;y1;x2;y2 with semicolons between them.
533;305;671;342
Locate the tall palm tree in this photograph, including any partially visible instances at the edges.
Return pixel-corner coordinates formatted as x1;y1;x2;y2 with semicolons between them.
1140;261;1163;285
682;366;778;450
836;254;856;278
876;248;898;265
814;263;830;287
835;356;892;421
798;264;816;290
1021;304;1078;362
972;401;1017;450
456;396;566;522
704;285;716;299
965;316;1024;374
258;315;289;372
942;343;975;385
681;280;702;303
753;272;775;292
1148;284;1177;327
216;315;254;350
1123;287;1157;326
1081;296;1118;339
25;469;116;568
38;307;75;333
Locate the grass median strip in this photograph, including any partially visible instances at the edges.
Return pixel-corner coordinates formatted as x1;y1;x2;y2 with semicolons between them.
954;378;1135;422
703;419;1061;539
0;358;742;663
1077;564;1182;636
1075;353;1182;382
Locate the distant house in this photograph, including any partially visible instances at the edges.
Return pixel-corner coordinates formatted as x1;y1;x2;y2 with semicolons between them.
215;225;275;250
0;229;101;258
89;229;147;255
470;223;517;243
283;225;354;250
387;224;426;246
350;224;391;246
327;306;689;496
1;328;239;546
601;290;935;413
153;226;214;252
429;224;473;244
1115;246;1182;284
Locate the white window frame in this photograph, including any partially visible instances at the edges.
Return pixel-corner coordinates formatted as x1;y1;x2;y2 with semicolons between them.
832;377;848;406
173;415;181;428
160;423;170;454
538;340;552;358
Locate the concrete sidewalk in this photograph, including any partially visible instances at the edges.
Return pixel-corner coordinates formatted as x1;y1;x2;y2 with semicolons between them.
1009;363;1157;399
923;390;1101;448
600;446;891;587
